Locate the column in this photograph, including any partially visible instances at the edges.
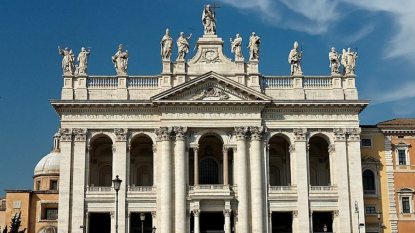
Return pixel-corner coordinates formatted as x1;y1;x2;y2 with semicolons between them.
250;126;265;233
347;128;365;233
58;129;73;233
224;210;231;233
292;128;310;233
71;129;87;233
174;126;187;233
223;147;229;185
194;147;199;186
268;211;273;233
193;210;200;233
292;210;298;233
151;211;157;228
333;129;352;233
155;127;173;233
114;128;128;233
235;127;250;233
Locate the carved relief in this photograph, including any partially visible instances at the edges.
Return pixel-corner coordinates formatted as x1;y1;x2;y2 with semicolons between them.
155;127;173;141
174;126;188;140
114;128;127;141
199;49;221;63
73;128;87;141
191;86;229;100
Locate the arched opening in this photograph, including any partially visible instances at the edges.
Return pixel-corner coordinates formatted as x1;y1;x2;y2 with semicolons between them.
309;135;331;186
363;169;376;195
130;135;154;186
89;135;113;187
269;135;291;186
197;134;224;185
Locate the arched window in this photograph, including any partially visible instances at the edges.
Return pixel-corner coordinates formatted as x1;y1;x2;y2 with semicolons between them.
99;165;112;187
362;170;375;193
200;158;219;184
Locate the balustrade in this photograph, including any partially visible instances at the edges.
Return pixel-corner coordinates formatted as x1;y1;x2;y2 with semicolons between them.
87;76;118;89
303;76;333;88
128;76;159;88
128;186;155;192
262;76;293;88
86;186;112;192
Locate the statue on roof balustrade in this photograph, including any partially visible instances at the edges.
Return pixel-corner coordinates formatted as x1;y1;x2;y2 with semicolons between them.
288;41;303;75
76;47;91;75
345;48;358;75
230;33;244;61
58;46;75;75
177;32;192;60
112;44;128;75
329;47;340;75
202;4;216;35
248;32;261;60
161;28;173;60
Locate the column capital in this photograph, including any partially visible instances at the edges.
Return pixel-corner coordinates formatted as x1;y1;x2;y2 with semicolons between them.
59;128;73;142
333;128;347;141
293;128;307;141
234;127;249;140
155;127;173;141
193;209;200;217
73;128;87;141
289;144;295;153
250;126;264;141
292;210;298;218
114;128;128;142
328;144;335;154
346;128;361;142
223;209;232;217
151;211;157;218
173;126;188;141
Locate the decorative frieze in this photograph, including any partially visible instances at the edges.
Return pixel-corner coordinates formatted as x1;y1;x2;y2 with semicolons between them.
173;126;188;141
155;127;173;141
73;128;87;141
293;128;307;141
234;127;249;140
250;126;264;141
59;128;73;142
114;128;127;141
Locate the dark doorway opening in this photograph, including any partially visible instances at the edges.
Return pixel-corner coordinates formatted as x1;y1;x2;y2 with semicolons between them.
312;212;333;233
130;212;153;233
200;212;225;233
272;212;292;233
89;212;111;233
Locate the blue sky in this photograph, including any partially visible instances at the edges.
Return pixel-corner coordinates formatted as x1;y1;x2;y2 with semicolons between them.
0;0;414;192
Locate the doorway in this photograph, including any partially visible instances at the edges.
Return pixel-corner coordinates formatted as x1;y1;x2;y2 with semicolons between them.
89;212;111;233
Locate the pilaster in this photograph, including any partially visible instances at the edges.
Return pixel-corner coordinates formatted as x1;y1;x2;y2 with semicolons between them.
71;128;87;233
384;136;398;232
292;128;310;233
114;128;128;233
58;128;73;233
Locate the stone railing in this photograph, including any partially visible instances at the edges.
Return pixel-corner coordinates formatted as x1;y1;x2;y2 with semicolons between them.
128;76;159;88
303;76;333;88
128;186;155;192
87;76;118;89
86;186;112;192
191;184;229;190
269;185;297;192
262;76;293;88
309;186;337;191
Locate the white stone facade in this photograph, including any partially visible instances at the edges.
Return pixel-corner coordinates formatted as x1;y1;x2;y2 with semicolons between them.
54;32;368;233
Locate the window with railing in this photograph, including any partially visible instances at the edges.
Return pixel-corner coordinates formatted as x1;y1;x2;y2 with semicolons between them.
398;149;407;165
402;197;411;213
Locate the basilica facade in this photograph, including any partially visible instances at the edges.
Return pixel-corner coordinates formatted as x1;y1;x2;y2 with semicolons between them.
53;8;368;233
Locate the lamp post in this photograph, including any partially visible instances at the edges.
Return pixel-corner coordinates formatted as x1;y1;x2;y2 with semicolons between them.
113;175;122;233
140;212;146;233
377;209;382;233
355;201;360;233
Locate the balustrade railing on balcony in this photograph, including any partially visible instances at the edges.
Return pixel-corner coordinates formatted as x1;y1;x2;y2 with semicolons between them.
86;186;112;192
87;76;118;89
269;186;297;192
128;186;155;192
262;76;293;88
192;184;229;190
309;186;337;191
303;77;332;88
128;76;159;88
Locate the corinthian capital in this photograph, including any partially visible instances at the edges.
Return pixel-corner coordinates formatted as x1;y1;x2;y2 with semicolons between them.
173;126;188;141
114;128;127;141
333;128;347;141
347;128;361;142
234;127;249;140
250;126;264;141
73;128;87;141
155;127;173;141
59;128;73;142
293;128;307;141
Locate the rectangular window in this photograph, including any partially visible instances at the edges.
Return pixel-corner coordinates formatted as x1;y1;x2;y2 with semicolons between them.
50;180;58;191
402;197;411;213
43;208;58;220
398;149;407;165
365;205;377;215
361;138;372;147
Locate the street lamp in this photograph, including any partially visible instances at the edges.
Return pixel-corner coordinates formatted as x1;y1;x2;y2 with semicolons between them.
113;175;122;233
140;212;146;233
323;224;328;232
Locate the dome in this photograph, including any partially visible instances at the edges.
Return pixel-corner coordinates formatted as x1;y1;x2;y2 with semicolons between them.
34;151;60;176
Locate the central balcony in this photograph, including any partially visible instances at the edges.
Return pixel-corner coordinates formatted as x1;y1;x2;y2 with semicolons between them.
309;186;338;201
268;186;297;201
188;185;233;200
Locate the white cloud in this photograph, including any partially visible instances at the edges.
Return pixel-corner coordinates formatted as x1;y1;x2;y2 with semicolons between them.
342;24;375;44
369;81;415;104
216;0;415;61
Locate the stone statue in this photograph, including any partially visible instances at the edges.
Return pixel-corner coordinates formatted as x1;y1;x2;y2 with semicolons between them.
202;4;216;35
176;32;192;60
345;48;358;75
112;44;128;75
247;32;261;60
230;34;243;61
160;28;173;60
58;46;75;75
329;47;340;75
288;41;303;75
76;47;91;75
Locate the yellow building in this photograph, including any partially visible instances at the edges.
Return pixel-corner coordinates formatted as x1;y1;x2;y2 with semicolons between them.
1;134;60;233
